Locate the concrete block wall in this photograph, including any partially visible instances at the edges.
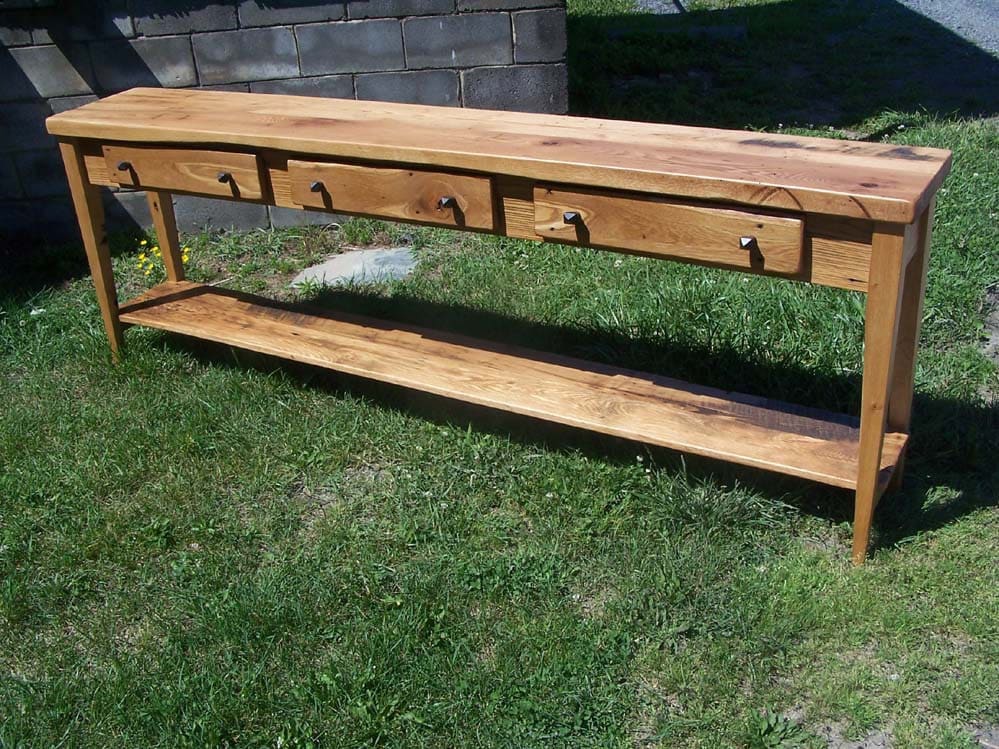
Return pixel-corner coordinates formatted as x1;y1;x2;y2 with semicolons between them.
0;0;567;242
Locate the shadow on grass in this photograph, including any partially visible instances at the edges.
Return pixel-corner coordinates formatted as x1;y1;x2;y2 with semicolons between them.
143;284;998;556
568;0;999;127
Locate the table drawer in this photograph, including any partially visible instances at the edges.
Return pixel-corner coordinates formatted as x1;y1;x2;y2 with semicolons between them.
288;160;495;231
534;185;804;273
103;145;265;200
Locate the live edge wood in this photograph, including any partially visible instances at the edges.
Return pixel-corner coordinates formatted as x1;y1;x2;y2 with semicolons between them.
120;281;907;490
48;89;951;565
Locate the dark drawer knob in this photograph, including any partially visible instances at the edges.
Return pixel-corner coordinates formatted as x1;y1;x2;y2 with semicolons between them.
437;195;458;210
739;236;758;250
310;180;324;193
116;161;131;171
563;211;582;225
217;171;233;184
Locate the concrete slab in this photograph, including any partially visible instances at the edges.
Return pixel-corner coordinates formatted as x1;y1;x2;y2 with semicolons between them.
291;246;416;288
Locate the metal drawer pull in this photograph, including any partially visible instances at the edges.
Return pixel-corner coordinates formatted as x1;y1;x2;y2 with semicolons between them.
116;161;131;171
563;211;582;224
437;195;458;210
739;236;758;250
310;180;324;193
217;172;233;184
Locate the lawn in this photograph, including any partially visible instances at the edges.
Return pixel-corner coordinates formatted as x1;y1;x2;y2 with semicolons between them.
2;0;998;746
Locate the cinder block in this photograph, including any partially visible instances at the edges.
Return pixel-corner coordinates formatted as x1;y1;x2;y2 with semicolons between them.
268;205;343;228
459;0;562;9
7;45;94;99
0;201;35;241
513;9;566;63
356;70;459;106
173;195;269;233
29;1;133;43
461;63;567;113
347;0;454;19
1;12;33;46
48;95;98;114
297;19;404;76
250;75;354;99
33;198;80;241
133;0;237;35
91;36;196;93
193;27;300;85
0;154;22;199
238;1;346;27
404;13;512;69
104;190;152;232
0;101;55;153
200;83;251;92
0;51;40;102
13;148;69;199
1;198;81;242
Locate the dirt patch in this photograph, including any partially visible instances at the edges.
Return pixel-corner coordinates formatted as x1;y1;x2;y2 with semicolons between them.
570;581;617;620
629;673;682;748
295;464;395;536
814;722;894;749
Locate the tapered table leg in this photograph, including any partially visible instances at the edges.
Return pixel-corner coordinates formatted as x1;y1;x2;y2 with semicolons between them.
852;222;914;564
59;139;124;358
885;200;935;490
146;189;185;282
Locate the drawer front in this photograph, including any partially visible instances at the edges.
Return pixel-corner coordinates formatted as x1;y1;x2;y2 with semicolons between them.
534;186;804;274
104;145;265;200
288;160;495;231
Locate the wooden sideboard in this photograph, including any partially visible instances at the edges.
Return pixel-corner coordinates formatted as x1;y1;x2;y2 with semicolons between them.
47;88;951;564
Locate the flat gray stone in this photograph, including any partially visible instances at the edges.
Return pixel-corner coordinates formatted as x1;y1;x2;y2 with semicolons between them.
974;725;999;748
292;247;416;288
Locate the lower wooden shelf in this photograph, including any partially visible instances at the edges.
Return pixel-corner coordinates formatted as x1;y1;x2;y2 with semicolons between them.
119;282;907;490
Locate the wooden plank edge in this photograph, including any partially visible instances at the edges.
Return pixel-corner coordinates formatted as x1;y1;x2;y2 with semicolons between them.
119;282;908;491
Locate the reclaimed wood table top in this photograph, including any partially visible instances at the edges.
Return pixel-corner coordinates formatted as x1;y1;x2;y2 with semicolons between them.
47;87;951;223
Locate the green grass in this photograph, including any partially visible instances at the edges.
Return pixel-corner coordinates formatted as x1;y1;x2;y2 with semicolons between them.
2;1;999;746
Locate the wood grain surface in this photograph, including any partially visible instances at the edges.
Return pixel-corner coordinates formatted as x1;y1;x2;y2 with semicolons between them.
78;144;875;292
534;185;804;274
288;160;495;230
50;88;951;222
103;144;265;200
119;281;907;489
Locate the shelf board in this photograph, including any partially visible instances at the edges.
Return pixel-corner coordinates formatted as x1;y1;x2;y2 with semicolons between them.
120;282;907;490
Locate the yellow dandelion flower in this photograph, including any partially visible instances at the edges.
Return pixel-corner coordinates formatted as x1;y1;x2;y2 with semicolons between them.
144;269;151;276
138;252;146;260
139;239;148;246
182;255;190;264
182;246;190;252
136;261;144;269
